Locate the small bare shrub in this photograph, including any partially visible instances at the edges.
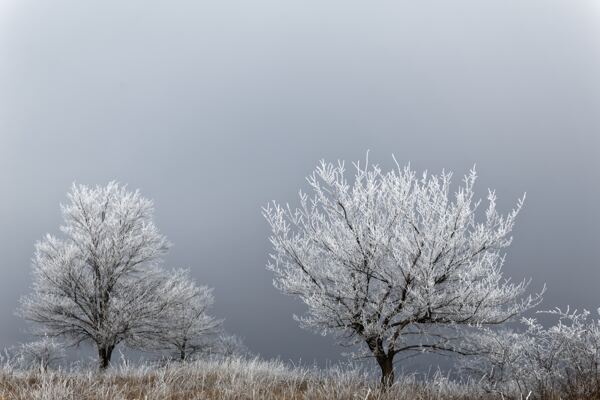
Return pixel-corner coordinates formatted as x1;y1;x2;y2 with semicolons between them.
462;308;600;399
14;336;65;372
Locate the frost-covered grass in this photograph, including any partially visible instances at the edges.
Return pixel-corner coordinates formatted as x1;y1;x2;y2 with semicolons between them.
0;356;490;400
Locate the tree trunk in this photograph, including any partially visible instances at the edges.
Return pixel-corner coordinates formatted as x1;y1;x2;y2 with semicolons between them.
98;344;114;370
180;340;187;361
377;354;395;389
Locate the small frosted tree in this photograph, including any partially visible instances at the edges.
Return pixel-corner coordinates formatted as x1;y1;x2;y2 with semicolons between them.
15;335;65;372
147;269;223;361
19;182;178;369
464;308;600;398
459;328;534;395
175;333;249;360
264;157;542;387
210;333;249;358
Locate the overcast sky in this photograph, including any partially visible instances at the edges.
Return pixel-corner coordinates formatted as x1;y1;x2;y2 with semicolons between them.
0;0;599;367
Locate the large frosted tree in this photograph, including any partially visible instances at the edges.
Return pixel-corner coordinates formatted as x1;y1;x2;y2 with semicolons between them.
20;182;180;369
264;157;543;386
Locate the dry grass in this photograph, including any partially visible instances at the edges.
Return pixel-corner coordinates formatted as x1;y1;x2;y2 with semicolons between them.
0;357;494;400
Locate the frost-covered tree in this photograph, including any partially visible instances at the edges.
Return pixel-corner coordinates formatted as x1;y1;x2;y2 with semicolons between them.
147;269;223;361
19;182;180;369
459;328;534;395
465;308;600;398
210;333;249;358
175;333;249;360
14;335;65;372
264;157;542;386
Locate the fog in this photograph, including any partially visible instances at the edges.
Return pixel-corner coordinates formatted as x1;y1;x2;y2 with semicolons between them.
0;0;599;367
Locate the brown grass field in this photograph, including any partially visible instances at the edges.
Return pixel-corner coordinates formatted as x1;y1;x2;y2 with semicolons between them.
0;357;499;400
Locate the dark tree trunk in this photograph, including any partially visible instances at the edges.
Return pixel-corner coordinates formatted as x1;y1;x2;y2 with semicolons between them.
376;354;395;389
180;340;187;361
98;344;114;370
366;336;395;389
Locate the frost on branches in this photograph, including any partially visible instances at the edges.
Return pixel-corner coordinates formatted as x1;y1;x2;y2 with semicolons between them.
463;308;600;398
19;182;217;369
263;157;542;386
13;335;65;372
145;269;223;361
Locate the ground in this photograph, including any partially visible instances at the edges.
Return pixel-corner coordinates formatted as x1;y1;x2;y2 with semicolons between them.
0;357;495;400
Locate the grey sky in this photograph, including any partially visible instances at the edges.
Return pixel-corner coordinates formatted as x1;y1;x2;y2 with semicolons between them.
0;0;599;366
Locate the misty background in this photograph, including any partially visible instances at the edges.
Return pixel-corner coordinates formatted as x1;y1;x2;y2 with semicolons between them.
0;0;599;368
